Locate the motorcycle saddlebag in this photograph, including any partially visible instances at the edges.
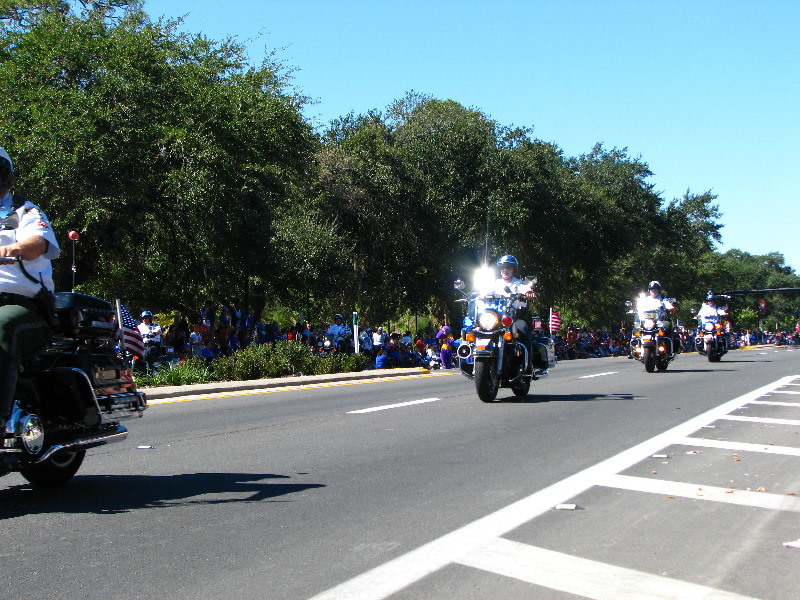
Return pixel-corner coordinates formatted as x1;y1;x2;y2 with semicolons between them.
532;337;556;368
53;292;117;339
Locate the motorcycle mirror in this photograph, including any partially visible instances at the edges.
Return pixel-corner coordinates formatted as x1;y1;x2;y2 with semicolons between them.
454;298;467;304
454;279;466;290
625;300;633;307
523;275;538;286
690;308;697;315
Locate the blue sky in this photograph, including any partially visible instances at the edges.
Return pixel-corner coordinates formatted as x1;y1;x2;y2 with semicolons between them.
144;0;799;271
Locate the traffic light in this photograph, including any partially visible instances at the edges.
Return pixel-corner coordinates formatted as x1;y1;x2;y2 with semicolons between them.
757;298;767;316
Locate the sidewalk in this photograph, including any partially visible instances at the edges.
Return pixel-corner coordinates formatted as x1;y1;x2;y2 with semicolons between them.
141;367;432;401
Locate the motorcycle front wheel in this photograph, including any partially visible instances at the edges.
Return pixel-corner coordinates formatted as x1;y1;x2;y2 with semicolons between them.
474;358;499;402
20;450;86;486
642;346;656;373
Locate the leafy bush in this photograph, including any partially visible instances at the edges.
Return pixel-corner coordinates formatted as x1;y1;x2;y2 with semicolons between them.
341;353;370;373
135;357;213;387
136;343;372;387
274;340;310;373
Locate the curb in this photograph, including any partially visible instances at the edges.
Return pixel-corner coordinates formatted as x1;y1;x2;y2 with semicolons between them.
141;367;432;401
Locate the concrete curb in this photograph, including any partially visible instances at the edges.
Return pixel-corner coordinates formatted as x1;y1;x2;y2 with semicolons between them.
141;367;433;401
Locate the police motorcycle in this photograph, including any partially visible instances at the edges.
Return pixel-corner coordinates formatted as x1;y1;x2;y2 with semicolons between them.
1;292;147;486
627;297;679;372
454;277;554;402
315;334;339;357
691;295;730;362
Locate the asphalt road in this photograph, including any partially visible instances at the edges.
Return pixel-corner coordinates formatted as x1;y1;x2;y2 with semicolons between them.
1;347;798;599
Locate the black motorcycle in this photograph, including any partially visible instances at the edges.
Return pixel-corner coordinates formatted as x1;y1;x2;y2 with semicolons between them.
455;279;554;402
1;292;146;486
629;301;679;372
694;314;729;362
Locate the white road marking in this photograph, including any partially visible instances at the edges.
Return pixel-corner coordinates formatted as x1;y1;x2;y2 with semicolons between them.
718;414;800;426
309;375;798;600
348;398;439;414
603;474;800;512
673;436;800;457
773;390;800;395
751;400;800;406
457;537;758;600
579;371;618;379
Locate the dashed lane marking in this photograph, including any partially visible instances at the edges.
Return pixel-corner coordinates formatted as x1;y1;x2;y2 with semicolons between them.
579;372;619;379
348;398;439;414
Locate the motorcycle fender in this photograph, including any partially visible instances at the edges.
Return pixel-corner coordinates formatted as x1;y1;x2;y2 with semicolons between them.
704;334;713;341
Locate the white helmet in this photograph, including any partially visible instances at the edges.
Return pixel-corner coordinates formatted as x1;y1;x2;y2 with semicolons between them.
0;146;13;193
0;147;12;172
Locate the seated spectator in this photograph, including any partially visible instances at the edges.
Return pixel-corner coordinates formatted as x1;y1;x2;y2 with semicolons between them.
228;328;241;354
375;348;390;369
201;338;217;363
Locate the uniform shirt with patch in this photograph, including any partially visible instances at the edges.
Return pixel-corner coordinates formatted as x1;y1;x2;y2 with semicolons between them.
0;192;60;297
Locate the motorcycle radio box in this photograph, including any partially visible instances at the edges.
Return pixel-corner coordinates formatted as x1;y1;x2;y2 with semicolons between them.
53;292;117;339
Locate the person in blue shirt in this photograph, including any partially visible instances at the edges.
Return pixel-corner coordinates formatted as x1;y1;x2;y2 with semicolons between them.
375;348;389;369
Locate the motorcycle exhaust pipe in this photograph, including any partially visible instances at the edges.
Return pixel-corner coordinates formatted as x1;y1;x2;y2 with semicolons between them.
457;344;472;359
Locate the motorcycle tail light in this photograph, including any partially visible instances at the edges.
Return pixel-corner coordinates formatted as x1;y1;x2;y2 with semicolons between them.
503;332;513;341
501;316;512;326
466;333;475;342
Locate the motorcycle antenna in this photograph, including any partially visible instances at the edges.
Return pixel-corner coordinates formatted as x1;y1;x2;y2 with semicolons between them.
68;230;79;291
484;210;490;264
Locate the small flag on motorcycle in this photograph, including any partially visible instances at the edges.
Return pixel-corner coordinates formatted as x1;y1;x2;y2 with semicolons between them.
549;309;562;333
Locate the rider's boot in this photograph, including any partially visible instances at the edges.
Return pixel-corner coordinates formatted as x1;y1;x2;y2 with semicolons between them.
0;352;22;441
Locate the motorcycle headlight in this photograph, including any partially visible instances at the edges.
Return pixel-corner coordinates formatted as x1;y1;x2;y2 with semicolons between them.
477;310;501;331
642;318;655;329
703;323;714;333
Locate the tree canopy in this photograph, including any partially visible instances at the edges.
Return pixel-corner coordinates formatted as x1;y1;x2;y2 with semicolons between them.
1;3;797;328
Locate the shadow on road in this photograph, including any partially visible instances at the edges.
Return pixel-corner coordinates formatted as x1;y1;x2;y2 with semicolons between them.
501;392;639;404
0;471;324;518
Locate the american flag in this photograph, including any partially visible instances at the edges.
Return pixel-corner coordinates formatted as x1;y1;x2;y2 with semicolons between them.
118;303;146;357
549;309;562;333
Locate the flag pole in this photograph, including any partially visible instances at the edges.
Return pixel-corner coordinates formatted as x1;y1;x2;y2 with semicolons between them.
115;299;127;353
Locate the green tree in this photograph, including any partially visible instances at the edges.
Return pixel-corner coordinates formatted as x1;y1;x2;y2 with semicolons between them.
0;0;316;313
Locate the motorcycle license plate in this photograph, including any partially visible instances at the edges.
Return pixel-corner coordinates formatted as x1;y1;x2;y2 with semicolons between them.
704;335;713;341
642;335;653;341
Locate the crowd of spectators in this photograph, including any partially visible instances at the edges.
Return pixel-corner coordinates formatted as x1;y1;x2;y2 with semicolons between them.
151;303;799;370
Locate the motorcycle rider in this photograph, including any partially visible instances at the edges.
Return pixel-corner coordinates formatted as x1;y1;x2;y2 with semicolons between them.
637;281;676;316
492;255;538;367
0;146;61;438
695;289;728;349
697;289;727;323
637;281;680;352
138;310;163;370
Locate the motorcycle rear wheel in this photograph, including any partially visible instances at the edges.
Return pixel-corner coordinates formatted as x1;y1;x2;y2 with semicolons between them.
642;346;656;373
20;450;86;486
474;358;499;402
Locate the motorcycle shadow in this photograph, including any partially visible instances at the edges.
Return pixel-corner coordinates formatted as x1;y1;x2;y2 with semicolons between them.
502;392;638;404
0;472;325;517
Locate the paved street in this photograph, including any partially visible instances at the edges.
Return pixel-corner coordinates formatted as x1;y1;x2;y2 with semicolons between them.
1;347;798;599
